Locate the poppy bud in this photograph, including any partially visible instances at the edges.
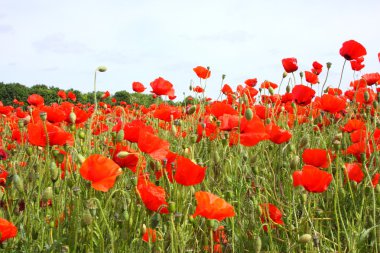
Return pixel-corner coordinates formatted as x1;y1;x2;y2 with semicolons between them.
52;149;60;157
69;111;76;124
283;72;287;78
290;155;300;170
97;66;107;72
301;193;307;204
168;202;176;213
189;85;193;91
188;215;195;224
364;91;370;102
299;136;309;149
116;151;130;158
300;72;304;79
252;235;262;253
222;74;226;80
268;87;274;95
187;105;196;115
245;108;254;120
18;119;24;129
265;118;271;125
77;154;86;164
56;153;65;164
373;101;378;109
171;125;178;135
78;130;86;139
286;85;291;93
42;187;53;201
50;162;60;182
40;112;47;121
116;130;124;143
326;62;332;69
82;210;93;226
299;234;312;244
13;174;24;193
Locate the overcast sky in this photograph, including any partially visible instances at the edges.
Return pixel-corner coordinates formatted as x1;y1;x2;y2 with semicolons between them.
1;0;379;100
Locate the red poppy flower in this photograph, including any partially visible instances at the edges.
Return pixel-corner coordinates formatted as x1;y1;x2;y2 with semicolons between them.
293;165;333;193
305;71;319;84
80;154;122;192
344;163;364;183
265;123;292;144
132;82;146;93
192;191;235;221
193;66;211;79
58;90;67;100
372;173;380;187
27;94;44;106
260;80;278;89
361;73;380;86
312;61;323;75
193;85;204;93
27;120;74;147
0;169;8;186
319;94;346;114
0;218;17;242
282;57;298;73
302;149;333;168
150;77;175;97
244;78;258;87
110;143;140;173
102;91;110;99
260;203;284;231
292;85;315;106
142;228;157;243
123;120;154;143
327;88;343;96
68;91;77;101
339;40;367;61
137;130;170;160
341;119;366;133
153;104;182;122
209;102;238;118
137;175;169;214
231;117;270;147
350;57;365;71
221;84;233;95
174;155;206;186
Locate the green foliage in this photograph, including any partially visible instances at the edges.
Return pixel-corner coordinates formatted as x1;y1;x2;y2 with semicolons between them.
0;82;168;107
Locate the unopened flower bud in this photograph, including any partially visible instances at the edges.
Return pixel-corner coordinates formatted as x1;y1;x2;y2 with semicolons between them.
13;174;24;193
364;91;370;102
283;72;288;78
268;87;274;95
253;235;262;253
168;202;176;213
69;111;76;124
299;234;312;244
290;155;300;170
50;161;60;182
82;209;93;226
245;108;254;120
116;129;124;143
186;105;196;115
42;187;53;201
286;85;291;93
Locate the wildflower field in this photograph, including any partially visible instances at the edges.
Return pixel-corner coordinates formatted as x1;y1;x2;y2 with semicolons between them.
0;40;379;252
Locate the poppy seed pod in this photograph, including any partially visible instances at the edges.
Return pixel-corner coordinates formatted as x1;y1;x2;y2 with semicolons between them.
97;66;107;72
40;112;47;121
326;62;332;69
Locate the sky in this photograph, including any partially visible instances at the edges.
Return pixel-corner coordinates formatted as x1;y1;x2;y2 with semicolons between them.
1;0;379;101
